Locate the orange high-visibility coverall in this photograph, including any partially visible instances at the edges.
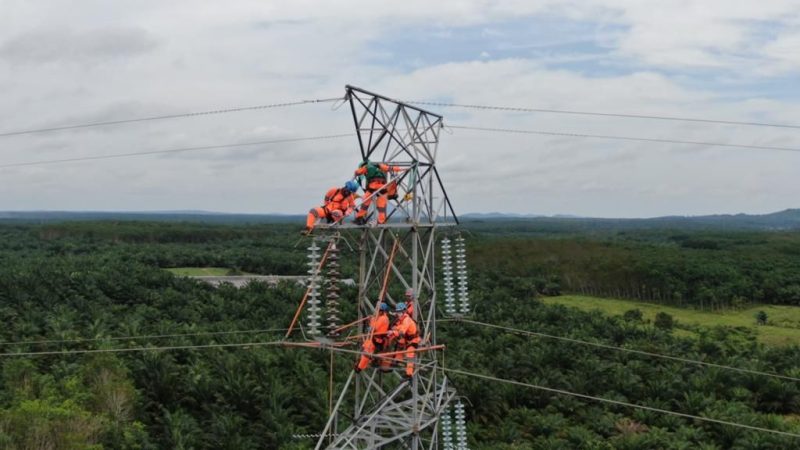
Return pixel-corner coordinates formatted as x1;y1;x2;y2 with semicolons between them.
389;313;421;377
354;163;403;224
306;187;357;231
404;291;415;316
356;312;391;371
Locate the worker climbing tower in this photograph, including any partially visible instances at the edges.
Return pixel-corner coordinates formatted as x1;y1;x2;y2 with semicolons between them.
312;86;459;449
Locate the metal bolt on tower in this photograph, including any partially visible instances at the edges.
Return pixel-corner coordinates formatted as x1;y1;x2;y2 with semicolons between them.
311;86;459;449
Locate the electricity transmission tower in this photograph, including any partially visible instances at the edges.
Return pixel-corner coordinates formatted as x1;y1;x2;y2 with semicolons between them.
308;85;459;449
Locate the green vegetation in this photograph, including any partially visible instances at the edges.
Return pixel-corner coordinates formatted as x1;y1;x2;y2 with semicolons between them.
165;267;250;276
544;295;800;346
654;311;674;330
470;229;800;309
0;219;798;448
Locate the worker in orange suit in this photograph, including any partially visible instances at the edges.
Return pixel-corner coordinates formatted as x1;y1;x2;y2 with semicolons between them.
353;160;404;225
404;288;416;317
355;302;392;373
304;180;360;234
387;302;420;379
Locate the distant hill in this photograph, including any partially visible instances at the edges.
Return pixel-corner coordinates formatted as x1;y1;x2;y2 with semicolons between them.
625;208;800;230
0;209;798;230
460;209;800;231
461;212;545;219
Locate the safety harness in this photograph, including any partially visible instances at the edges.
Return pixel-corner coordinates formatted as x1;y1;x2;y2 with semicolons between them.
323;188;351;217
361;162;387;182
396;314;420;348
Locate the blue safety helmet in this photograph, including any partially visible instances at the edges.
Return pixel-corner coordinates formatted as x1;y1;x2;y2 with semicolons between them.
395;302;407;312
379;302;390;312
344;180;359;193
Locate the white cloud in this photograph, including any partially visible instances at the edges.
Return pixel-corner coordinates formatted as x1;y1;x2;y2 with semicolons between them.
0;28;158;64
0;1;797;217
761;31;800;74
591;0;800;74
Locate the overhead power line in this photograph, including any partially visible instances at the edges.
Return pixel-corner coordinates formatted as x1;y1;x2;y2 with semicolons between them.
7;96;795;139
0;98;343;138
441;367;800;439
6;125;796;171
0;326;292;347
8;331;798;439
0;340;287;358
448;125;800;154
284;342;800;440
446;319;800;383
413;101;800;130
0;133;352;169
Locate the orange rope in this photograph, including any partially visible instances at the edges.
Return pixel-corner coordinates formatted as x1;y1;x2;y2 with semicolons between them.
330;316;371;335
282;341;353;349
363;239;400;345
282;341;443;360
345;331;390;341
378;239;399;303
375;344;444;359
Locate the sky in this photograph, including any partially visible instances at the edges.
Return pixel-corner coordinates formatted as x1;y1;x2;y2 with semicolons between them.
1;0;799;218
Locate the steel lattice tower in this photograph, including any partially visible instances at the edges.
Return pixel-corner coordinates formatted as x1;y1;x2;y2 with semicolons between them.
312;86;459;449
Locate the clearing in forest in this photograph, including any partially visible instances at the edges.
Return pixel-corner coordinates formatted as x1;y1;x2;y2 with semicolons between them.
545;295;800;346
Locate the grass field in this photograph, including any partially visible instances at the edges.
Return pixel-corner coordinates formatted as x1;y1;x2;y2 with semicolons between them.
165;267;247;276
544;295;800;346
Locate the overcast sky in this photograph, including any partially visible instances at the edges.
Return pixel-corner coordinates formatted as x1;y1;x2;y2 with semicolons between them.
1;1;799;218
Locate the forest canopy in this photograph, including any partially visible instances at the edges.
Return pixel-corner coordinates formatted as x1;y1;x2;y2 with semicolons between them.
0;220;798;448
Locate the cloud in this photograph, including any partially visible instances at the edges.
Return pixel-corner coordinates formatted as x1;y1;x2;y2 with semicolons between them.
761;31;800;74
589;0;800;75
0;1;798;216
0;27;158;64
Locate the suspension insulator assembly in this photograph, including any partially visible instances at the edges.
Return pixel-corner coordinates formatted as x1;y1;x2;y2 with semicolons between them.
454;399;469;450
441;403;455;450
455;236;470;315
441;237;456;316
306;241;323;336
325;240;341;336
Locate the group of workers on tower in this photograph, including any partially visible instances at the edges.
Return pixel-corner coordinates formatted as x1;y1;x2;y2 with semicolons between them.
304;159;420;378
355;288;420;379
304;159;407;234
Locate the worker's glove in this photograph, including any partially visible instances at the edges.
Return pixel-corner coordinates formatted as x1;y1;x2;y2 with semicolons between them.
330;210;343;221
